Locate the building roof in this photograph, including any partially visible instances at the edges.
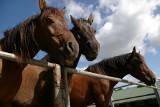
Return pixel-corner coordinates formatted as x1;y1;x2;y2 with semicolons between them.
112;81;160;104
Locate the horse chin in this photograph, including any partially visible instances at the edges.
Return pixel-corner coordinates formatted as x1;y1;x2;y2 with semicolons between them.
86;56;97;61
64;59;74;67
144;78;156;86
145;82;154;86
83;51;98;61
54;59;73;67
49;54;73;67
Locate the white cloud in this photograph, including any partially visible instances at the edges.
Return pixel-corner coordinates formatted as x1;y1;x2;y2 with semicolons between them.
147;15;160;47
64;0;160;68
99;0;118;13
92;10;102;25
64;1;93;20
146;46;157;55
96;0;160;60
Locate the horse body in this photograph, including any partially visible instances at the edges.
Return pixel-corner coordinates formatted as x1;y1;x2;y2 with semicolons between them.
11;14;100;107
70;69;116;107
0;0;79;106
70;47;156;107
0;52;25;107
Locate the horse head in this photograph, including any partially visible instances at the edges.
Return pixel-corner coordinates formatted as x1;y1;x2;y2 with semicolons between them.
70;14;100;61
35;0;79;66
126;47;156;85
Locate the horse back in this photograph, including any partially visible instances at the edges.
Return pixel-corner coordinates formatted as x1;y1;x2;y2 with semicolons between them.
12;65;51;107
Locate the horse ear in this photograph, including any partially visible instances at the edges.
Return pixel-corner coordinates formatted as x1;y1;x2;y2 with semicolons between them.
130;46;136;58
88;14;94;25
70;15;78;26
39;0;46;12
132;46;136;54
61;7;65;16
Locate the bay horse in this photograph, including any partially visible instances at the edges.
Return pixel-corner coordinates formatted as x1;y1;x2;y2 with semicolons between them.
0;0;79;106
70;47;156;107
11;14;100;107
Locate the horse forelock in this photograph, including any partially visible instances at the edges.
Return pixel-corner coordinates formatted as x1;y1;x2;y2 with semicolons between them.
87;53;132;75
77;18;89;24
3;15;39;61
40;6;66;24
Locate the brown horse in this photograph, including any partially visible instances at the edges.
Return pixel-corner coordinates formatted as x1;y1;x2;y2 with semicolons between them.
0;0;79;106
70;47;156;107
11;14;100;107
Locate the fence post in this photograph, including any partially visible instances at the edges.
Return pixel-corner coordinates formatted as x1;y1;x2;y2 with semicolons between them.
62;67;70;107
109;97;115;107
53;65;70;107
54;64;65;107
153;83;160;106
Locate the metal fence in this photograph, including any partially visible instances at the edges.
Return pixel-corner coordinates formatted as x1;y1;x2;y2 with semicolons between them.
0;51;160;107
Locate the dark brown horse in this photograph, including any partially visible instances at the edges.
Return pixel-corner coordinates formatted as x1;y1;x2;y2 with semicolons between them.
70;47;156;107
11;14;100;107
0;0;79;106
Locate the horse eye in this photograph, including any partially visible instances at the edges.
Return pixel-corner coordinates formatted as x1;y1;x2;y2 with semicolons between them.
94;30;96;33
46;18;54;24
136;60;143;65
76;26;80;31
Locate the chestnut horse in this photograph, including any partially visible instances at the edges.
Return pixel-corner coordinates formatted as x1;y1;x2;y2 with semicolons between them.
11;14;100;107
70;47;156;107
0;0;79;106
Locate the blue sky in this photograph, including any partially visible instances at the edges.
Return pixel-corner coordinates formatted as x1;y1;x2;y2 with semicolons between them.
0;0;160;84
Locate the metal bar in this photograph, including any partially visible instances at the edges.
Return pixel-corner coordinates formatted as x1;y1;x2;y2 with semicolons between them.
109;97;115;107
0;51;56;68
54;64;66;107
0;51;159;90
62;67;70;107
65;68;160;90
153;84;160;106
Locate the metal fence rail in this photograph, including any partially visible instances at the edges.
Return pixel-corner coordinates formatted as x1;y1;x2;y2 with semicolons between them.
0;51;159;90
1;51;160;107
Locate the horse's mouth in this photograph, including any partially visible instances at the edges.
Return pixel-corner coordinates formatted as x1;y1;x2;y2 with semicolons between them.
61;52;74;66
145;77;156;86
84;50;98;61
86;53;98;61
86;56;97;61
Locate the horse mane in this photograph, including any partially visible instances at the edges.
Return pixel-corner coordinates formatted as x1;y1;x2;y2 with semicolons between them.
87;53;132;75
77;18;89;23
40;6;65;24
3;15;39;61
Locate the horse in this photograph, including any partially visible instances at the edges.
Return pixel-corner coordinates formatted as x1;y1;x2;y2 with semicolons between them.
70;47;156;107
11;14;100;107
0;0;79;106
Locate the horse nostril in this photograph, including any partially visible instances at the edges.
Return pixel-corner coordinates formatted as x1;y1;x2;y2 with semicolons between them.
67;42;74;52
87;42;92;49
151;78;156;83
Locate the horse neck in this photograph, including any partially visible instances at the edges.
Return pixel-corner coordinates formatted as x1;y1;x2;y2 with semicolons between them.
88;54;131;86
70;54;81;68
2;16;40;60
70;27;82;68
0;16;40;72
